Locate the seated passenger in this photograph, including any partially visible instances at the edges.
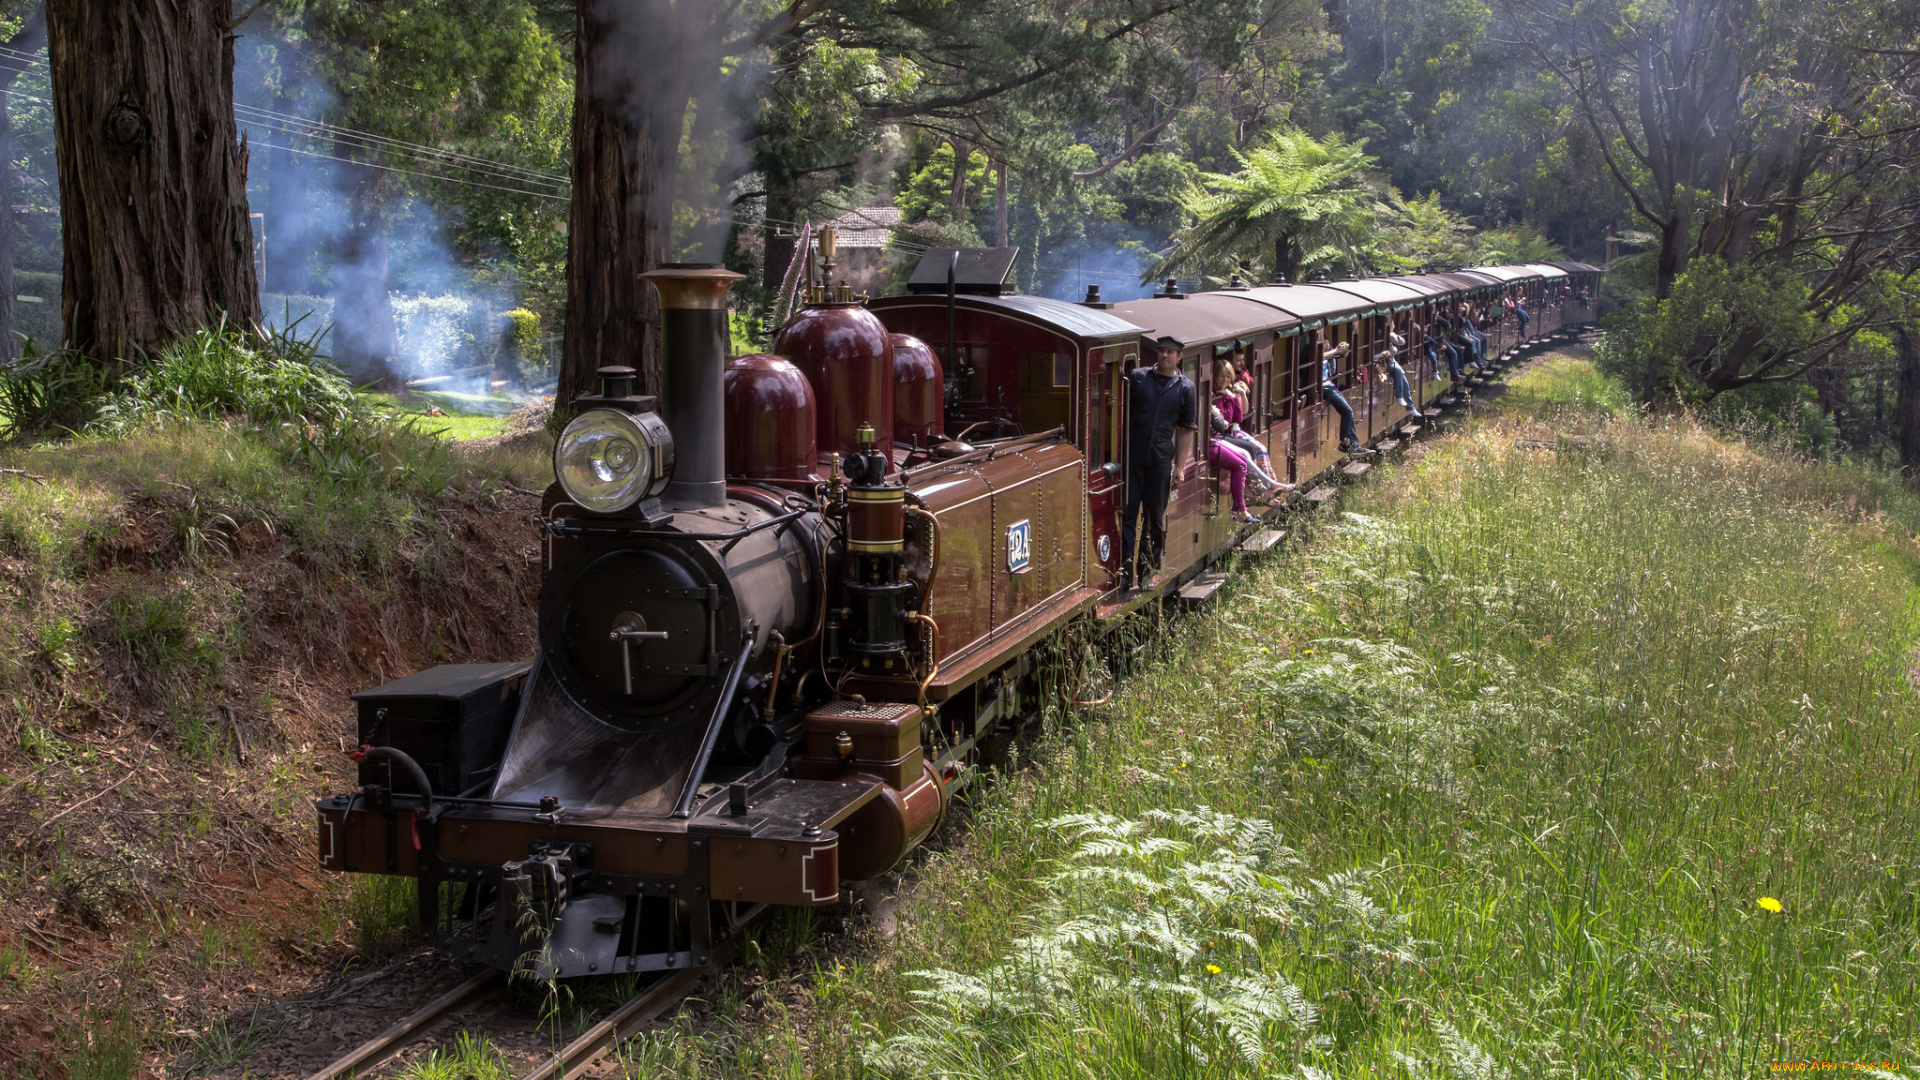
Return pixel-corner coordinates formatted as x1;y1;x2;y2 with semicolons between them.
1211;359;1287;491
1431;316;1464;379
1209;435;1261;524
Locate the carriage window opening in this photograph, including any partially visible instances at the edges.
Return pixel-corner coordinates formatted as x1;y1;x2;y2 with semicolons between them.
1018;352;1072;439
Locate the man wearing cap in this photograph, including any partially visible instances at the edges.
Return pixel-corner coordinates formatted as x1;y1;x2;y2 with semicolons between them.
1120;336;1197;592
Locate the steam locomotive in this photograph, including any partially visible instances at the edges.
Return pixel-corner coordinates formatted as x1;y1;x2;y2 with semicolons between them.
317;238;1601;977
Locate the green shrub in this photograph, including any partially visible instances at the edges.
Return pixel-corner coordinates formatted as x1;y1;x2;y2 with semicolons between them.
0;342;105;441
105;586;223;696
91;321;353;435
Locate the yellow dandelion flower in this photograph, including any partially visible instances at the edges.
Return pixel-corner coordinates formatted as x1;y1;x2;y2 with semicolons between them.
1757;896;1783;913
1205;964;1223;975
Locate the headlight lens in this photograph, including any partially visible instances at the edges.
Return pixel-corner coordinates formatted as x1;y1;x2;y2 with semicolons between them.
556;409;653;513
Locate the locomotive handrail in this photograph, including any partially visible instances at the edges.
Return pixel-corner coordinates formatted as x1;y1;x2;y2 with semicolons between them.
543;507;810;546
900;426;1067;484
671;627;756;819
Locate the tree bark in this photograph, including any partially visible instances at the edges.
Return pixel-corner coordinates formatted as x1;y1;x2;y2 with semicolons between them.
0;8;46;361
559;0;700;407
1898;327;1920;478
993;156;1008;247
949;139;967;222
46;0;259;368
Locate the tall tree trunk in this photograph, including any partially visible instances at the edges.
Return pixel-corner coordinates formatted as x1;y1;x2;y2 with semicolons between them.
1897;327;1920;478
559;0;696;407
1640;216;1688;404
949;139;967;223
0;7;46;361
994;156;1008;247
46;0;259;368
762;188;797;295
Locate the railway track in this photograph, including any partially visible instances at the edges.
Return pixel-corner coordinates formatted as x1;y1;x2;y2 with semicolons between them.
303;921;758;1080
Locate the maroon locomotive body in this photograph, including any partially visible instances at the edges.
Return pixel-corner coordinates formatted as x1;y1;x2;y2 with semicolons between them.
316;250;1601;977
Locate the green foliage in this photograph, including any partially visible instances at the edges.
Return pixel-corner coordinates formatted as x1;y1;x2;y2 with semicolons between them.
91;323;355;436
1149;128;1380;282
1369;190;1475;271
395;1031;512;1080
0;343;106;442
872;808;1410;1073
1597;258;1818;404
896;143;993;232
344;875;418;957
61;1008;138;1080
500;308;540;355
105;586;224;697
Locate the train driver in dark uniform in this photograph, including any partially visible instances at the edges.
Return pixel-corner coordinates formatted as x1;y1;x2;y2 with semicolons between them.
1120;336;1197;592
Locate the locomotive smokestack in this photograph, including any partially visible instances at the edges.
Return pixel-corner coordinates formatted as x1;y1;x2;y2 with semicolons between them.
640;264;743;511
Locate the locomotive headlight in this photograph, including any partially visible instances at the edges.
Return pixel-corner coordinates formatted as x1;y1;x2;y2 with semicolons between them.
555;408;674;513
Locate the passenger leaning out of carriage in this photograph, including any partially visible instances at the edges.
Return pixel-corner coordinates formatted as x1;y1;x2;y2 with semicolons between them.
1121;336;1198;592
1375;322;1421;418
1510;293;1531;337
1210;358;1288;494
1319;339;1376;456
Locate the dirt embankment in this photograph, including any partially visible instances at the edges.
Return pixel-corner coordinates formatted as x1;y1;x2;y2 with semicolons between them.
0;467;545;1077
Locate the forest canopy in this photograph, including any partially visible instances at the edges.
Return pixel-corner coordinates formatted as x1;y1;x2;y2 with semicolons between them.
0;0;1916;460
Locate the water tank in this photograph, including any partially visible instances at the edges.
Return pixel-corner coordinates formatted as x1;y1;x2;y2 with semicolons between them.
723;353;818;479
773;302;894;465
890;333;944;449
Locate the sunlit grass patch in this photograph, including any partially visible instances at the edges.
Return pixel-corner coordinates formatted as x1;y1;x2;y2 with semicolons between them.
1501;352;1629;417
359;389;520;441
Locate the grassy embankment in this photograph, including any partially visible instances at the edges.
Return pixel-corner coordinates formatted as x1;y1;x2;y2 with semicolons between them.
0;331;551;1077
639;352;1920;1076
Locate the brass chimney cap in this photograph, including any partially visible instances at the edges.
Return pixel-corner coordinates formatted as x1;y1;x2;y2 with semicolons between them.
639;264;744;310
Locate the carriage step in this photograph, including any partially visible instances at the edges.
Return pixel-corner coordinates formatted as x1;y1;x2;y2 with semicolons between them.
1341;461;1373;478
1176;572;1229;605
1375;439;1400;453
1400;423;1422;437
1237;528;1285;554
1305;485;1338;503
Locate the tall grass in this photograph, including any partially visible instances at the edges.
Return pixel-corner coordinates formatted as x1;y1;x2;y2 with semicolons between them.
729;355;1920;1078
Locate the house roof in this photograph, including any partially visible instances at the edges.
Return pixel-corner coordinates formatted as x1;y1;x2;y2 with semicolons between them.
826;206;903;248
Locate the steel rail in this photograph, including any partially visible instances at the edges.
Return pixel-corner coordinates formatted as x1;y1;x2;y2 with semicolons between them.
518;908;765;1080
303;968;504;1080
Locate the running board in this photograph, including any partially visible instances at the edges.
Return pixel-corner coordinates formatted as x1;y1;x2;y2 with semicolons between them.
1238;529;1285;554
1176;572;1229;605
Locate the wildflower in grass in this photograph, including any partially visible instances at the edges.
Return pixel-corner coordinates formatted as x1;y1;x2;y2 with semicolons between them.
1758;896;1783;913
1206;964;1223;974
